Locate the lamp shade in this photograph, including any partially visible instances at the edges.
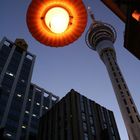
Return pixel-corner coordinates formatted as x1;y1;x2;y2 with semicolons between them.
26;0;87;47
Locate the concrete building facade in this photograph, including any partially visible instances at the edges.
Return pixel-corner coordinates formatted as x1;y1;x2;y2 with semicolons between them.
38;89;120;140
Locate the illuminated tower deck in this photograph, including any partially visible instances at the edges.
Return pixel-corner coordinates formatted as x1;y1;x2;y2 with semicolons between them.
86;12;140;140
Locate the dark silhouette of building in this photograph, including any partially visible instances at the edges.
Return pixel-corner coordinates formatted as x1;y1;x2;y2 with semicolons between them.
38;89;120;140
0;37;59;140
101;0;140;60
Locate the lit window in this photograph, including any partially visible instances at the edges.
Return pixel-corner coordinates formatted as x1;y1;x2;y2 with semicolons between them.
6;72;14;77
25;111;29;114
45;106;48;110
6;133;12;137
36;102;40;106
32;114;36;117
22;125;26;129
17;94;22;97
29;99;31;101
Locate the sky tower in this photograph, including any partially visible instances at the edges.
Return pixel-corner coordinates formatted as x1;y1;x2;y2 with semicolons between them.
86;9;140;140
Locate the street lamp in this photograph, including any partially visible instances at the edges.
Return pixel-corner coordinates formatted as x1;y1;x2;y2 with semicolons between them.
26;0;87;47
44;7;70;34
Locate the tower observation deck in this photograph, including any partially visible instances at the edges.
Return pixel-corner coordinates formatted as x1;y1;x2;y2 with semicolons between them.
86;11;140;140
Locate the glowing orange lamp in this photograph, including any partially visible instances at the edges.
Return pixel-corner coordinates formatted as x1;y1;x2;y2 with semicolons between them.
26;0;87;47
132;10;140;22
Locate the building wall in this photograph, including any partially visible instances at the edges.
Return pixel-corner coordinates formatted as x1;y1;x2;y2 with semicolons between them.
21;83;59;140
0;37;59;140
38;89;120;140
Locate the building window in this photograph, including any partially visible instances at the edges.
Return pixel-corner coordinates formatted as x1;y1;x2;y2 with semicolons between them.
111;127;114;135
91;126;95;135
126;107;130;114
113;72;116;77
80;96;84;112
83;122;87;132
120;92;124;98
112;136;116;140
133;107;136;113
119;72;122;76
25;110;29;114
130;116;134;123
114;62;117;66
115;78;119;83
87;100;92;115
84;133;88;140
6;71;14;77
118;84;121;90
22;125;26;129
17;94;22;97
130;98;133;104
100;108;106;122
89;117;93;125
127;91;130;96
121;78;124;83
136;115;140;122
123;99;127;105
36;102;40;106
82;112;86;121
123;84;127;89
32;114;37;117
6;133;12;137
111;67;114;71
26;54;33;60
116;66;119;71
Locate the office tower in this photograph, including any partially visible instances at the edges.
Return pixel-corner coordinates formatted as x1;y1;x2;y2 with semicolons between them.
0;37;59;140
86;12;140;140
38;89;120;140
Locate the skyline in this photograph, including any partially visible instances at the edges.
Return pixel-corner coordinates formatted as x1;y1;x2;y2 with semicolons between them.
1;0;140;140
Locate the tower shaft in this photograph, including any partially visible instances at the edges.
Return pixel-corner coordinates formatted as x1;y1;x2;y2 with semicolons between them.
97;40;140;140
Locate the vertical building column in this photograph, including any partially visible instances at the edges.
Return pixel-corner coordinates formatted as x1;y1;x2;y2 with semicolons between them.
0;45;16;85
0;51;26;127
39;90;44;117
0;37;7;50
16;54;35;140
49;93;53;108
25;85;36;140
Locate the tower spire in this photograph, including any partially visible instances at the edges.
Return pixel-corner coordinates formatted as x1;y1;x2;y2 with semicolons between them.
87;6;96;23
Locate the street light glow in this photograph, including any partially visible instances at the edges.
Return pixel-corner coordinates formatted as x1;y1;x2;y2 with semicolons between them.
26;0;87;47
132;10;140;22
45;7;70;34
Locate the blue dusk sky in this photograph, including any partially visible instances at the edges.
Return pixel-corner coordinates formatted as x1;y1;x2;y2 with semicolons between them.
0;0;140;140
